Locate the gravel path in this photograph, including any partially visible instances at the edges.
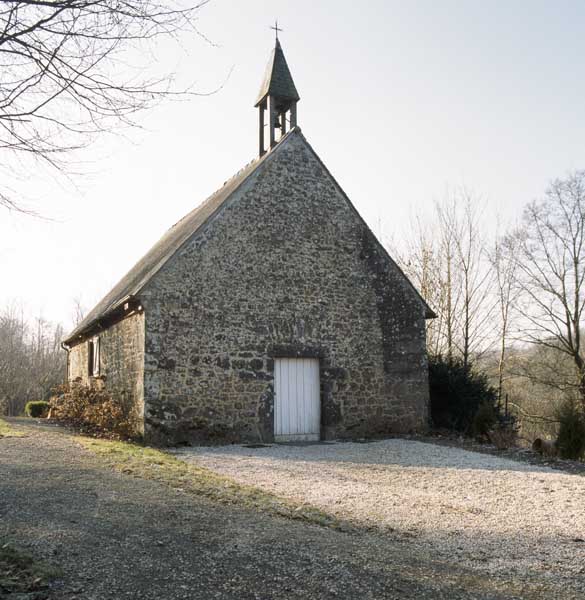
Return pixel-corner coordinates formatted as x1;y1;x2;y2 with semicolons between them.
2;422;562;600
175;439;585;594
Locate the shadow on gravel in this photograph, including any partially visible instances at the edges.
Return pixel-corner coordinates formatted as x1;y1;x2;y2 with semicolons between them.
0;428;564;599
174;439;561;474
10;417;570;475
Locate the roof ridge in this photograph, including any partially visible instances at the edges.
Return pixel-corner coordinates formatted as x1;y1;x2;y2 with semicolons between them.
168;157;261;231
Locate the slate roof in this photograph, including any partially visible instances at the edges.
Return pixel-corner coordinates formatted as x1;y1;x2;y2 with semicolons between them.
255;39;300;107
63;131;290;345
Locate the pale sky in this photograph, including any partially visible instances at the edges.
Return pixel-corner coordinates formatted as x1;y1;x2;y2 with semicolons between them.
2;0;585;331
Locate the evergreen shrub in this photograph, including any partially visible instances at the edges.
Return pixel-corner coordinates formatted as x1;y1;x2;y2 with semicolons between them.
24;401;50;418
555;400;585;460
429;355;500;435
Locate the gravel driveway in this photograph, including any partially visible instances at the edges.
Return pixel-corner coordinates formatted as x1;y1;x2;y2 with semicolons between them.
4;422;565;600
175;439;585;594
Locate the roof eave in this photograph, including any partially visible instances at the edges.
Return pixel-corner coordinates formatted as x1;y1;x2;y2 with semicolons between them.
254;92;301;109
254;92;268;108
63;295;138;346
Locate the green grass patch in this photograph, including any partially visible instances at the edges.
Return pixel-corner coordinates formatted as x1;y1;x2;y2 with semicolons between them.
0;419;24;438
77;437;346;530
0;542;60;597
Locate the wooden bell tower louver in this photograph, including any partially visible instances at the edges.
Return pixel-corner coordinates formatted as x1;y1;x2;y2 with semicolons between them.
255;31;300;157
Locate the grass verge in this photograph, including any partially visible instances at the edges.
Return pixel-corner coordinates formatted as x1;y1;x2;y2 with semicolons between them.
77;437;347;530
0;418;24;438
0;542;60;598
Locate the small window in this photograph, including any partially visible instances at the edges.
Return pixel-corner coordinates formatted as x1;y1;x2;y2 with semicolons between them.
88;336;100;377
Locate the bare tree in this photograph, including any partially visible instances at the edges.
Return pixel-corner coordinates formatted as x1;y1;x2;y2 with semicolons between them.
514;170;585;411
0;304;27;414
435;196;463;362
438;190;496;368
398;188;496;366
0;305;65;415
396;217;448;357
396;206;463;360
71;297;86;327
489;232;520;401
0;0;210;214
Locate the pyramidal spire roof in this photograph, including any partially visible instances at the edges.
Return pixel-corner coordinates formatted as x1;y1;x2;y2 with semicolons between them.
255;38;300;107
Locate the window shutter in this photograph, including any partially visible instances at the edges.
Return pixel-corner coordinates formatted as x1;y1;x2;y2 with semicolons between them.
94;337;100;376
88;336;100;377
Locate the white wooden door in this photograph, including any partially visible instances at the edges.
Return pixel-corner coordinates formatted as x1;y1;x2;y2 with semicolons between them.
274;358;320;442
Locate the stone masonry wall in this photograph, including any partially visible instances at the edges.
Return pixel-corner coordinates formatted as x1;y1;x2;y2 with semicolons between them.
68;312;145;436
140;131;429;444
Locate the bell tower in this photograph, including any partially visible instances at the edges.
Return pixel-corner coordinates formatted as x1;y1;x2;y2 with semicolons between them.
255;24;300;157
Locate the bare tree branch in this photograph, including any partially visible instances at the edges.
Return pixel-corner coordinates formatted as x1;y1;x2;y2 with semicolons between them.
0;0;213;214
513;170;585;411
395;187;497;366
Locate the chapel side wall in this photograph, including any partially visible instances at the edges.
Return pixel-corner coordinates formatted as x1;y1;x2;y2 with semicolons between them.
360;229;430;431
67;312;145;436
140;133;429;444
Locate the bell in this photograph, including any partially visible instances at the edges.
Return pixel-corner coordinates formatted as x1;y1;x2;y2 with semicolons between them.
274;116;281;128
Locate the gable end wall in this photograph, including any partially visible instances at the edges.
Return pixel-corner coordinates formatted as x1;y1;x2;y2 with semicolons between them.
140;134;429;444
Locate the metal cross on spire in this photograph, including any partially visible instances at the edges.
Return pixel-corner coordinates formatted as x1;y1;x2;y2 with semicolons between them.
270;19;283;40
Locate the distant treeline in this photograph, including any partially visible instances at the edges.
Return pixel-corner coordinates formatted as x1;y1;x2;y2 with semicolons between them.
396;170;585;442
0;306;65;416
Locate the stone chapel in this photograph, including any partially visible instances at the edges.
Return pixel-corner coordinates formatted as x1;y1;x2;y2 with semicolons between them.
63;36;434;444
